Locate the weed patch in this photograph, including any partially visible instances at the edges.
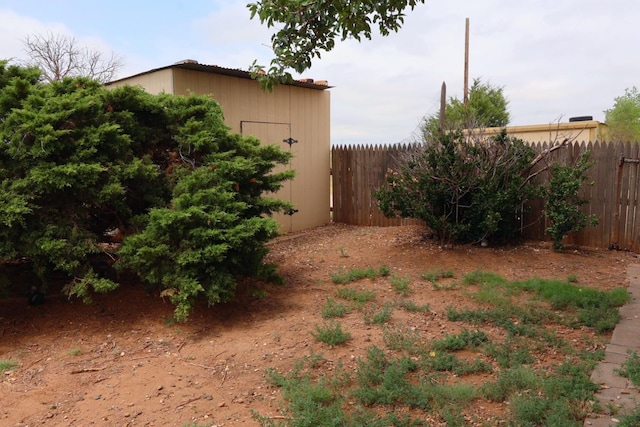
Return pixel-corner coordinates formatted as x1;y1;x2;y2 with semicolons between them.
382;326;423;354
483;337;534;368
390;275;411;296
617;350;640;386
432;328;488;352
259;358;350;426
321;297;349;319
330;265;390;284
261;270;623;426
398;299;430;313
312;321;350;345
618;406;640;427
0;359;18;373
363;303;394;325
335;287;376;308
421;268;454;283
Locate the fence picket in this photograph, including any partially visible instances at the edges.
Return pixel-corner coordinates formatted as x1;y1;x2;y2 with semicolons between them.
331;141;640;251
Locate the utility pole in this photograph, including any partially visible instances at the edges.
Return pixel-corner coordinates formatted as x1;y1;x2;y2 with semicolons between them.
463;17;469;107
440;81;446;132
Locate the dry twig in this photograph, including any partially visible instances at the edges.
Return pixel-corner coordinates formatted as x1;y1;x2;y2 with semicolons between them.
70;367;106;374
175;395;203;409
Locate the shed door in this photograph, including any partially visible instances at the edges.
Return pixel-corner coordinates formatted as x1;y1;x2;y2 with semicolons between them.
240;121;298;233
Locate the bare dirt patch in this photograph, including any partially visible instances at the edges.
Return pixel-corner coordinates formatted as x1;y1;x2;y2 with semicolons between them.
0;224;635;426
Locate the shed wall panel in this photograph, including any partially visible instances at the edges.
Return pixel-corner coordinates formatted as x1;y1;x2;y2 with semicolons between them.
111;67;330;233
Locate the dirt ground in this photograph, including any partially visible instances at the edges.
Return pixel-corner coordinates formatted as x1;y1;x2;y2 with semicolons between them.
0;223;636;426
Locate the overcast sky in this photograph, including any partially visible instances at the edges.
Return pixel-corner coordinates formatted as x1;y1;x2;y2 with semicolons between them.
1;0;639;145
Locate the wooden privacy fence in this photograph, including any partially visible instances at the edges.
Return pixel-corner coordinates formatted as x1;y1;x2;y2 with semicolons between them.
331;141;640;252
332;144;423;226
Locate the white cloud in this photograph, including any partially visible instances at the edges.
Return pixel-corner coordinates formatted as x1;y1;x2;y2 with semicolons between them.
2;0;640;145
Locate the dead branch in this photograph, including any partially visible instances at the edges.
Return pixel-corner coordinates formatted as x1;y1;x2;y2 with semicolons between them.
175;395;203;409
520;140;569;188
221;365;229;385
70;367;106;374
528;139;568;168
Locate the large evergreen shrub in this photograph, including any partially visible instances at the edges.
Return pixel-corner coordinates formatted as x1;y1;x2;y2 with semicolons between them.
0;61;293;319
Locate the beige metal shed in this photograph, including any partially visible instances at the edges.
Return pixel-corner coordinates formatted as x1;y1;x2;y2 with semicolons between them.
106;60;331;233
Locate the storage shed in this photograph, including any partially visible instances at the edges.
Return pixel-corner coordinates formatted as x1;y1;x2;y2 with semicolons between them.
106;60;331;233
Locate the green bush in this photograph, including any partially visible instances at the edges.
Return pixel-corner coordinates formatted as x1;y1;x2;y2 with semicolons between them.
375;129;537;244
0;62;294;319
543;151;598;250
117;129;293;320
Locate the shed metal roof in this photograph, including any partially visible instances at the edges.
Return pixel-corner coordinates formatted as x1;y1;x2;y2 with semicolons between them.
107;60;332;90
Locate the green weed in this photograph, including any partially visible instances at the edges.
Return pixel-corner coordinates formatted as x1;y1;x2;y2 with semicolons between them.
390;275;411;296
330;265;390;284
398;299;430;313
446;305;537;337
431;281;459;291
483;337;534;368
254;352;427;426
260;359;350;426
250;287;269;299
382;326;423;354
378;265;391;277
353;347;476;413
515;278;629;334
321;297;349;319
432;328;489;352
618;405;640;427
462;270;507;286
312;321;350;345
0;359;18;373
481;366;541;402
481;359;598;425
422;351;492;376
452;273;628;335
617;350;640;386
363;303;394;325
335;287;376;308
68;348;83;356
420;268;454;283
